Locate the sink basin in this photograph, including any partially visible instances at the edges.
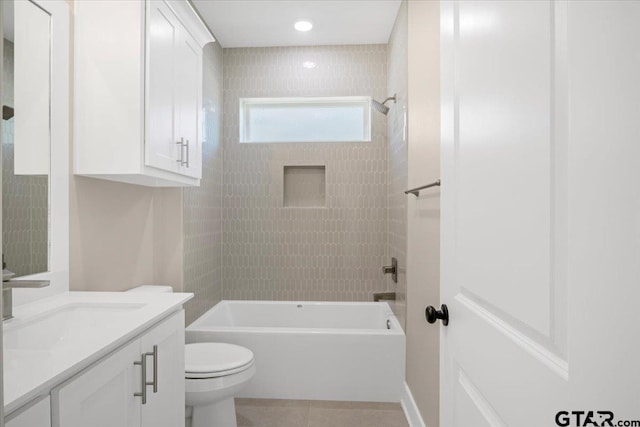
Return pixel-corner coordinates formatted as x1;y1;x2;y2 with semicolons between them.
4;302;145;352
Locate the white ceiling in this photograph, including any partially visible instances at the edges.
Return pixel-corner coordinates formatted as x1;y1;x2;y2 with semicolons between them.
191;0;402;48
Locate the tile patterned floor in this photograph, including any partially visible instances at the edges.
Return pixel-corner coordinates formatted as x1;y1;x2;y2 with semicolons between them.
235;398;410;427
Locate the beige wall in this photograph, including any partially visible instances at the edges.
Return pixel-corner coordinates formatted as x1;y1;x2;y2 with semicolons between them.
70;179;183;292
406;1;440;426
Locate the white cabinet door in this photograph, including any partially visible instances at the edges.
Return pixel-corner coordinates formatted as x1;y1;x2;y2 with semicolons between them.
175;28;202;179
440;1;640;426
146;0;181;174
53;341;142;427
140;311;186;427
51;313;186;427
146;0;202;179
6;397;51;427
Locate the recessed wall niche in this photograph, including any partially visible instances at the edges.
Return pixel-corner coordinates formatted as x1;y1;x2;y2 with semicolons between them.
283;165;326;208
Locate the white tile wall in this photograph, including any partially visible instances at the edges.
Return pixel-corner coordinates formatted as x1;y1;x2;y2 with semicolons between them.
222;45;388;301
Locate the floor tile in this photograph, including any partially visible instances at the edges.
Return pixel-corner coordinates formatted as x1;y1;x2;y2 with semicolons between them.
307;401;409;427
236;398;311;427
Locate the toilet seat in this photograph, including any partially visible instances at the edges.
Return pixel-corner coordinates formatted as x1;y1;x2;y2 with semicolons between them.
185;343;254;379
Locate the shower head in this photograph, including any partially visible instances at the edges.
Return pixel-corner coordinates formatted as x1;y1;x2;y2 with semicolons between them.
371;94;397;115
372;100;390;115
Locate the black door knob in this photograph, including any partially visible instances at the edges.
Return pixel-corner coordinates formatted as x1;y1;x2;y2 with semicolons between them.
425;304;449;326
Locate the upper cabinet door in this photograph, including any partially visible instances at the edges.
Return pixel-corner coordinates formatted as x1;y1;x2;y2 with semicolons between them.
175;28;203;179
146;0;181;173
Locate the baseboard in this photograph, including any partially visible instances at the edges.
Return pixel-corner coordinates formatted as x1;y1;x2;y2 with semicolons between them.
400;382;427;427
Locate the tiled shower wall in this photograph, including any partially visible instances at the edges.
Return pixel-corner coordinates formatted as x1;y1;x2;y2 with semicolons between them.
387;1;409;328
183;41;224;325
222;45;388;301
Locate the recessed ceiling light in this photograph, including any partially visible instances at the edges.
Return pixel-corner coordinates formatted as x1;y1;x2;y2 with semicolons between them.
294;20;313;32
303;61;316;69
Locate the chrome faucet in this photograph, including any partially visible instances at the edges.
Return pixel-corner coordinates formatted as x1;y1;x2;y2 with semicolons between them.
3;268;50;321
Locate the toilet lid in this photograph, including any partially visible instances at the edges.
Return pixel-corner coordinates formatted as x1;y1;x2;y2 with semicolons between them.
185;343;254;377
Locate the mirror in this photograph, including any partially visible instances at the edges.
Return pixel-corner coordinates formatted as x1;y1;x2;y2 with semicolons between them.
2;0;51;278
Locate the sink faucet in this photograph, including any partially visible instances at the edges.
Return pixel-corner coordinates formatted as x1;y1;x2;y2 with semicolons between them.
3;268;50;321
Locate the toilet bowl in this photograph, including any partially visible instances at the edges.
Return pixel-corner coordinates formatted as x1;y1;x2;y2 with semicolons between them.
185;342;256;427
126;286;256;427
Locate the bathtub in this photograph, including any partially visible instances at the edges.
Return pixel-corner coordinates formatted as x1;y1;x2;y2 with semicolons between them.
186;300;406;402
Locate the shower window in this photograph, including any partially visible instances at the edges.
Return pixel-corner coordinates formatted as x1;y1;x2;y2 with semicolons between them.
239;96;371;143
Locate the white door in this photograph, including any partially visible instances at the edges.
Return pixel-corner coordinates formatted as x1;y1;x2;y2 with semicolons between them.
140;312;186;427
440;1;640;426
175;27;202;179
146;0;181;174
53;341;142;427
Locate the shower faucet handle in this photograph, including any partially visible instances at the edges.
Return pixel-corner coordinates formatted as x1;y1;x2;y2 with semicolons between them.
382;257;398;283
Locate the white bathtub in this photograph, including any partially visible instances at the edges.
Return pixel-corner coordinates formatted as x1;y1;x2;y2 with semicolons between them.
186;300;406;402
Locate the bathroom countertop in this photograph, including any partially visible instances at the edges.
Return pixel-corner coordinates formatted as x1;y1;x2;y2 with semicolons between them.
3;291;193;415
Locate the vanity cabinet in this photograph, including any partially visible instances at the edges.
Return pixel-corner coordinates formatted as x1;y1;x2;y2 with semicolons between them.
6;397;51;427
52;311;185;427
74;0;213;187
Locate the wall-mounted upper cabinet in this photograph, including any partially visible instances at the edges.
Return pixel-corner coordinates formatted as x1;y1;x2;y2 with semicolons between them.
74;0;214;187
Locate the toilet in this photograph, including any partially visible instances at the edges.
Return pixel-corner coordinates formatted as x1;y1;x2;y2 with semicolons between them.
126;286;256;427
185;342;256;427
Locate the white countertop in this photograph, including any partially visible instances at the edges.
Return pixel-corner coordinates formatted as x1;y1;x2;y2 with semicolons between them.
3;291;193;414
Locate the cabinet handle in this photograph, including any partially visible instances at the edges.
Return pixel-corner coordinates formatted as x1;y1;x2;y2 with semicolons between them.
134;354;147;404
145;345;159;393
176;137;186;165
185;139;190;168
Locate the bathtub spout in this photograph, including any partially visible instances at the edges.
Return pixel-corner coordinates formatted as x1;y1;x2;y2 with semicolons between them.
373;292;396;302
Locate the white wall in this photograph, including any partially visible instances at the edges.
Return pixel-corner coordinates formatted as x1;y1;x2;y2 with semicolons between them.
406;1;440;426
